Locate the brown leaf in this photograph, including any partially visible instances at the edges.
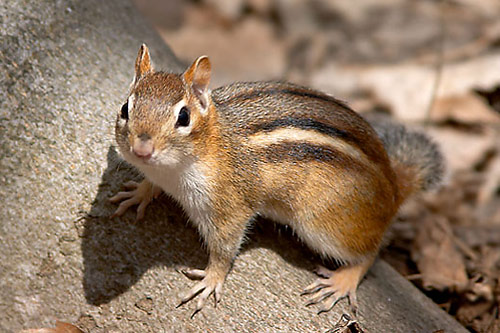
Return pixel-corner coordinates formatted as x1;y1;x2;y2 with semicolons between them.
412;216;468;292
466;274;495;303
159;17;286;87
454;225;500;248
426;127;495;173
485;318;500;333
326;314;365;333
456;301;493;326
20;321;84;333
312;53;500;122
430;93;500;124
476;154;500;216
477;246;500;277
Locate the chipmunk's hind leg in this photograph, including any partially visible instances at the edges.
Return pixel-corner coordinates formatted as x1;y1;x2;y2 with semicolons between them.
302;255;375;314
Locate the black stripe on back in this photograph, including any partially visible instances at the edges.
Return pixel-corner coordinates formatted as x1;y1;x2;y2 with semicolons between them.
255;117;350;141
252;117;369;157
261;142;365;173
215;83;379;163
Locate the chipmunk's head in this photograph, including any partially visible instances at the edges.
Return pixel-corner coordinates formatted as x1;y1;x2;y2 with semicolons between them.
115;44;213;170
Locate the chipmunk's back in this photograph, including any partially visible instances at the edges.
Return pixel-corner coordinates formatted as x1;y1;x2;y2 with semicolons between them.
212;81;392;175
213;81;352;130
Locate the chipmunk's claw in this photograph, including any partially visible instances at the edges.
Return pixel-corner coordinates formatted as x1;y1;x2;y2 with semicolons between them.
313;265;334;278
317;293;344;314
304;284;335;306
181;268;206;280
178;269;224;316
301;278;328;295
190;307;201;319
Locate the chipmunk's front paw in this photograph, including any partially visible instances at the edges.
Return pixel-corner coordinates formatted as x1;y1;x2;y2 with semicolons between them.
109;180;161;221
177;268;225;317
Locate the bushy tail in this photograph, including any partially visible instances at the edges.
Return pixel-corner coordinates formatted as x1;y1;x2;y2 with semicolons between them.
366;114;445;201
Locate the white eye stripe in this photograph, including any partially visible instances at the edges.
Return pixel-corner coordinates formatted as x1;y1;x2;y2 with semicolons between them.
172;99;193;136
128;94;135;111
172;99;186;118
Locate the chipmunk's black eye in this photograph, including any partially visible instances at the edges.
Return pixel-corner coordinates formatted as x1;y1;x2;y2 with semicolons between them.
176;106;190;127
120;102;129;120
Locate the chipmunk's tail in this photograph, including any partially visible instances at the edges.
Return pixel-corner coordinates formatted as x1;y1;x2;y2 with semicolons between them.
366;114;445;203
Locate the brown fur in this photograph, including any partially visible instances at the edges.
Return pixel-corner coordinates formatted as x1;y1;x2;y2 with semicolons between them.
114;45;444;312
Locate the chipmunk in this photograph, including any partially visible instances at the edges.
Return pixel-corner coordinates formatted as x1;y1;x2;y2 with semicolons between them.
110;44;444;315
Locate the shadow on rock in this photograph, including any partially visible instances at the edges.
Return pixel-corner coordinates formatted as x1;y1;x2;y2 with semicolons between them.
82;146;320;306
81;146;205;305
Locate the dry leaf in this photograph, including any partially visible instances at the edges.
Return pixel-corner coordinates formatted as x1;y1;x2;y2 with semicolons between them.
426;127;495;172
454;226;500;248
485;318;500;333
20;321;84;333
312;53;500;122
477;153;500;205
412;216;468;292
430;93;500;124
466;274;495;303
456;301;493;326
159;16;286;86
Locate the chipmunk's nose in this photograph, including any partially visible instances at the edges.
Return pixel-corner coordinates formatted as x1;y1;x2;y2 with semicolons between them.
133;133;154;160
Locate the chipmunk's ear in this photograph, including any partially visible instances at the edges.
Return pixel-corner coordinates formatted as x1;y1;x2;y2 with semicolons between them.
134;44;153;83
183;56;211;114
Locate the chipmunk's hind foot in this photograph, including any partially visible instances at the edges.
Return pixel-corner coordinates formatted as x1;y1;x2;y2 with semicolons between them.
302;257;374;314
177;268;224;318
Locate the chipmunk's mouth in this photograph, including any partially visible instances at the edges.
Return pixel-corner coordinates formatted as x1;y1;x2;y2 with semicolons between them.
122;148;158;167
137;154;162;167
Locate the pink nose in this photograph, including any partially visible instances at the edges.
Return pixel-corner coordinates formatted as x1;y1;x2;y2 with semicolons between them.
133;139;154;159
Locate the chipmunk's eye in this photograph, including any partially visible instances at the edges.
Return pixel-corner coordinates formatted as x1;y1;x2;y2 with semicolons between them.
176;106;190;127
120;102;129;120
